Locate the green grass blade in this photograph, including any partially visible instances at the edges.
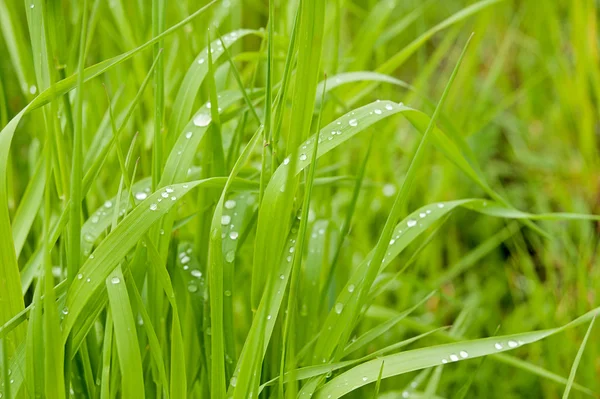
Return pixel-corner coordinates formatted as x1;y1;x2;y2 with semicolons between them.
562;317;596;399
106;266;145;398
314;307;600;398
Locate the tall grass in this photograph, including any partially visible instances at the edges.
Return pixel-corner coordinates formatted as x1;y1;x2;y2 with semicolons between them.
0;0;599;398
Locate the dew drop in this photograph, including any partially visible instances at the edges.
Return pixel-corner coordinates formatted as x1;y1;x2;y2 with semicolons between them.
437;203;445;208
161;192;169;198
62;307;69;315
229;231;239;240
385;104;393;111
419;212;426;218
191;270;202;278
335;303;344;314
389;239;395;245
402;391;410;398
221;215;231;225
198;58;205;64
299;153;307;161
224;199;236;209
508;340;519;348
283;157;290;165
185;131;193;139
111;276;121;284
188;284;198;293
91;215;99;223
149;203;158;211
382;183;396;197
362;376;368;382
459;350;469;358
449;354;459;362
442;359;448;364
225;251;235;263
104;200;113;208
193;113;211;127
374;109;382;115
135;192;147;201
279;274;285;280
348;284;355;293
407;219;417;227
349;119;358;127
230;377;237;387
224;290;231;297
494;342;503;350
77;273;83;280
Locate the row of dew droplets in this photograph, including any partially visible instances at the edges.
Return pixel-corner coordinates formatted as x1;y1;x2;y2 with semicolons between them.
195;31;239;65
149;186;177;212
440;339;523;365
222;199;238;263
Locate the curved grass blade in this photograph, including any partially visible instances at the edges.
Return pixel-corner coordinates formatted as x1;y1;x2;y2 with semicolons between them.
314;307;600;399
562;317;596;399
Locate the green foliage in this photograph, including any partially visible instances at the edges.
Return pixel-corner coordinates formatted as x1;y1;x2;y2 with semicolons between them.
0;0;599;398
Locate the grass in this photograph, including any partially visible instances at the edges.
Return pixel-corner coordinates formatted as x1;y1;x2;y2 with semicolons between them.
0;0;599;398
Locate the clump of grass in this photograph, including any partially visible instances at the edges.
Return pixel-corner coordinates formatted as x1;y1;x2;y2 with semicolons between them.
1;0;599;398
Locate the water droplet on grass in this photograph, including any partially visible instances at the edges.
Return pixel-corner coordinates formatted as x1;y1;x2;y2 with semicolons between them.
349;119;358;127
225;199;236;209
508;340;519;348
459;350;469;358
229;231;239;240
449;354;459;362
382;184;396;197
221;215;231;225
407;219;417;227
348;284;355;293
494;342;503;350
191;270;202;278
283;157;290;165
385;104;393;111
193;113;211;127
225;251;235;262
299;153;307;161
135;192;147;200
335;303;344;314
188;284;198;293
150;203;158;211
111;276;120;284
